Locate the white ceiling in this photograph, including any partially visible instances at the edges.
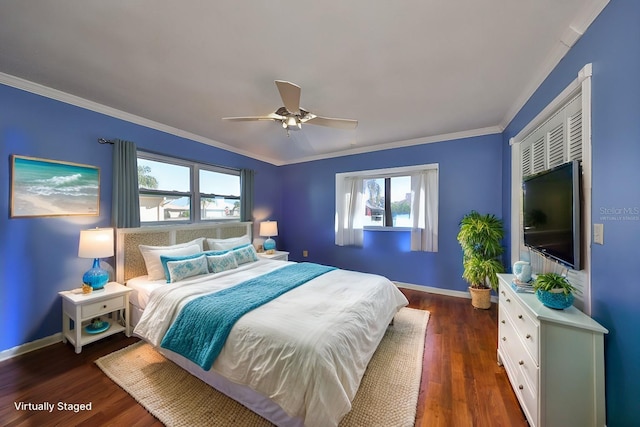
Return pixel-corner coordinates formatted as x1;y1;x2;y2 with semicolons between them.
0;1;608;165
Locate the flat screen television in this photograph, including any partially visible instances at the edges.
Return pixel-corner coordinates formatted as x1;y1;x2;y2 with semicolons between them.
522;160;581;270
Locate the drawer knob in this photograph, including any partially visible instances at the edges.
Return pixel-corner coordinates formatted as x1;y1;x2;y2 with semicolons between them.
506;298;511;303
103;304;107;309
518;314;523;319
500;320;506;324
501;291;505;296
526;334;532;339
519;384;524;390
502;337;507;341
519;360;524;365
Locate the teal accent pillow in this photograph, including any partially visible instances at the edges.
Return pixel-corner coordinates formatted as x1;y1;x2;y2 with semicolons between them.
206;252;239;273
160;253;209;283
232;244;259;265
202;249;229;256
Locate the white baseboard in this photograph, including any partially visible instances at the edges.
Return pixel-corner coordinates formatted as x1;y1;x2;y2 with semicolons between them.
0;333;63;363
394;281;499;303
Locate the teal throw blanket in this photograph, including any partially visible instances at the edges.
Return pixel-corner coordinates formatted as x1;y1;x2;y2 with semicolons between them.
160;262;336;370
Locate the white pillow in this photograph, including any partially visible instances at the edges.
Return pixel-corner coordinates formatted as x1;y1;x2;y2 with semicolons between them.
232;244;259;265
206;234;251;251
206;252;239;273
162;254;209;283
139;238;204;281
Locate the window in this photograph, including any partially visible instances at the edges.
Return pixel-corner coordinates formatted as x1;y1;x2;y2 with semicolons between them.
137;152;241;224
363;176;412;227
199;169;240;220
335;164;439;251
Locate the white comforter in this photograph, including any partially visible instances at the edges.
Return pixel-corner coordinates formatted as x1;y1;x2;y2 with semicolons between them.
134;259;408;427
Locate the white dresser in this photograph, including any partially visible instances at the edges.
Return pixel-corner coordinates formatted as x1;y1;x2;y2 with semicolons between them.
497;274;608;427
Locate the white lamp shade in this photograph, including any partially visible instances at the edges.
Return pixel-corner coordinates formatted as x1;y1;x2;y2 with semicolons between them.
260;221;278;237
78;228;114;259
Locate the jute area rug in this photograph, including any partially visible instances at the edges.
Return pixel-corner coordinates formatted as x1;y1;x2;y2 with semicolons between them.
96;307;429;427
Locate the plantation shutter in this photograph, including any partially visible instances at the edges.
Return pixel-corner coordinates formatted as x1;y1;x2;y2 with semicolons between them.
520;93;582;176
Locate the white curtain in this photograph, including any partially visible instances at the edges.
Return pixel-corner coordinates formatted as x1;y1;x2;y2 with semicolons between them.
335;176;365;247
410;169;438;252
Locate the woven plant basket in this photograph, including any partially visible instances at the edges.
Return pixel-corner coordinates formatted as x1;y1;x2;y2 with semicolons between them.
469;287;492;309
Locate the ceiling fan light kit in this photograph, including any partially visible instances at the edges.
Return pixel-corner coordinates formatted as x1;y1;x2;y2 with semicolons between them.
223;80;357;136
283;115;301;130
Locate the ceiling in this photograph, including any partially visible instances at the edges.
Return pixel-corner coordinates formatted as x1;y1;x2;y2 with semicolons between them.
0;1;608;165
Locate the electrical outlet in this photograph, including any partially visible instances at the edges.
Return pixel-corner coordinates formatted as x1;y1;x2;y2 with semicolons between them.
303;250;308;257
593;223;604;245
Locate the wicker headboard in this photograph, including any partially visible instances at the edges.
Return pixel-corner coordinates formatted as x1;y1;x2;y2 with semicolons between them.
116;222;253;283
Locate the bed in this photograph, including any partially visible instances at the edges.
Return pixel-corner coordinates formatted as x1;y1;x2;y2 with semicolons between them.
116;222;408;427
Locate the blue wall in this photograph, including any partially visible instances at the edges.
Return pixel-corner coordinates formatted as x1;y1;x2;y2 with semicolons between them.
1;1;638;423
280;134;503;291
0;84;281;352
502;1;640;425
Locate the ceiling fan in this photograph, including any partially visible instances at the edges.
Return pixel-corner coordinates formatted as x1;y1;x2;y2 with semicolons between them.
222;80;358;136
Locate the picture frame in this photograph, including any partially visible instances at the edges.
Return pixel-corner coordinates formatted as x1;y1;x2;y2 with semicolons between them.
10;155;100;218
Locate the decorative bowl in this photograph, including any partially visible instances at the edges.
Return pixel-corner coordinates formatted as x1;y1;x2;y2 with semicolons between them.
536;289;574;310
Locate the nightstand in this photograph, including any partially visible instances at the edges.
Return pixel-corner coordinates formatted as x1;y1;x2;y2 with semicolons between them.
59;282;132;353
258;250;289;261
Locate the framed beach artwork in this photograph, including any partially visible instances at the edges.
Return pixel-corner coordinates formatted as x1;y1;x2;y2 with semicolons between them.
10;155;100;218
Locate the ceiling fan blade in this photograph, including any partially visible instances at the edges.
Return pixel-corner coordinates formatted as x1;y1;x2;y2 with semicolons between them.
222;113;283;122
305;115;358;129
275;80;301;115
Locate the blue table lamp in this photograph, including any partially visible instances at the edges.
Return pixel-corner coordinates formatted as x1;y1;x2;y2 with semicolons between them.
260;221;278;254
78;228;114;291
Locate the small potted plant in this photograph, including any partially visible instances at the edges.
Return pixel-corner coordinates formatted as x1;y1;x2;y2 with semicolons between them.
532;273;577;309
457;211;505;309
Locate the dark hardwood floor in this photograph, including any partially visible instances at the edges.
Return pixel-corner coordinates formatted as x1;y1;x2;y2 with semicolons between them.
404;289;527;427
0;289;527;427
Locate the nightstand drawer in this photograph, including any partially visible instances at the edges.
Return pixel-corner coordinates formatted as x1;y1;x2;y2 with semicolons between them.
81;296;125;318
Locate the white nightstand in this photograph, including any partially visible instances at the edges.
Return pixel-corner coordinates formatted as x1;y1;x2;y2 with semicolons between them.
258;250;289;261
59;282;132;354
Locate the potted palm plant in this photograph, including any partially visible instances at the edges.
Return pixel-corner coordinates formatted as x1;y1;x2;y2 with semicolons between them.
532;272;577;309
457;211;505;309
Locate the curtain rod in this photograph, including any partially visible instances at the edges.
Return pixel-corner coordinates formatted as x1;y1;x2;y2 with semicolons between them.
98;140;250;175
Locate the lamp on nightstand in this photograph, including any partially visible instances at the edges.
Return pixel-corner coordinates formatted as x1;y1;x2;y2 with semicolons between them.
260;221;278;254
78;227;114;291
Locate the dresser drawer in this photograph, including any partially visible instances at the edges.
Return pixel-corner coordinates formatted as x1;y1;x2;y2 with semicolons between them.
511;302;539;364
81;295;125;318
515;339;538;394
498;320;539;427
515;366;539;427
499;286;540;364
498;306;528;374
498;306;539;426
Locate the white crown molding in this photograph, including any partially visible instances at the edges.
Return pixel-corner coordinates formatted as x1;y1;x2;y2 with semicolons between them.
499;0;609;132
0;71;282;166
284;125;503;165
511;63;591;144
571;0;611;34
